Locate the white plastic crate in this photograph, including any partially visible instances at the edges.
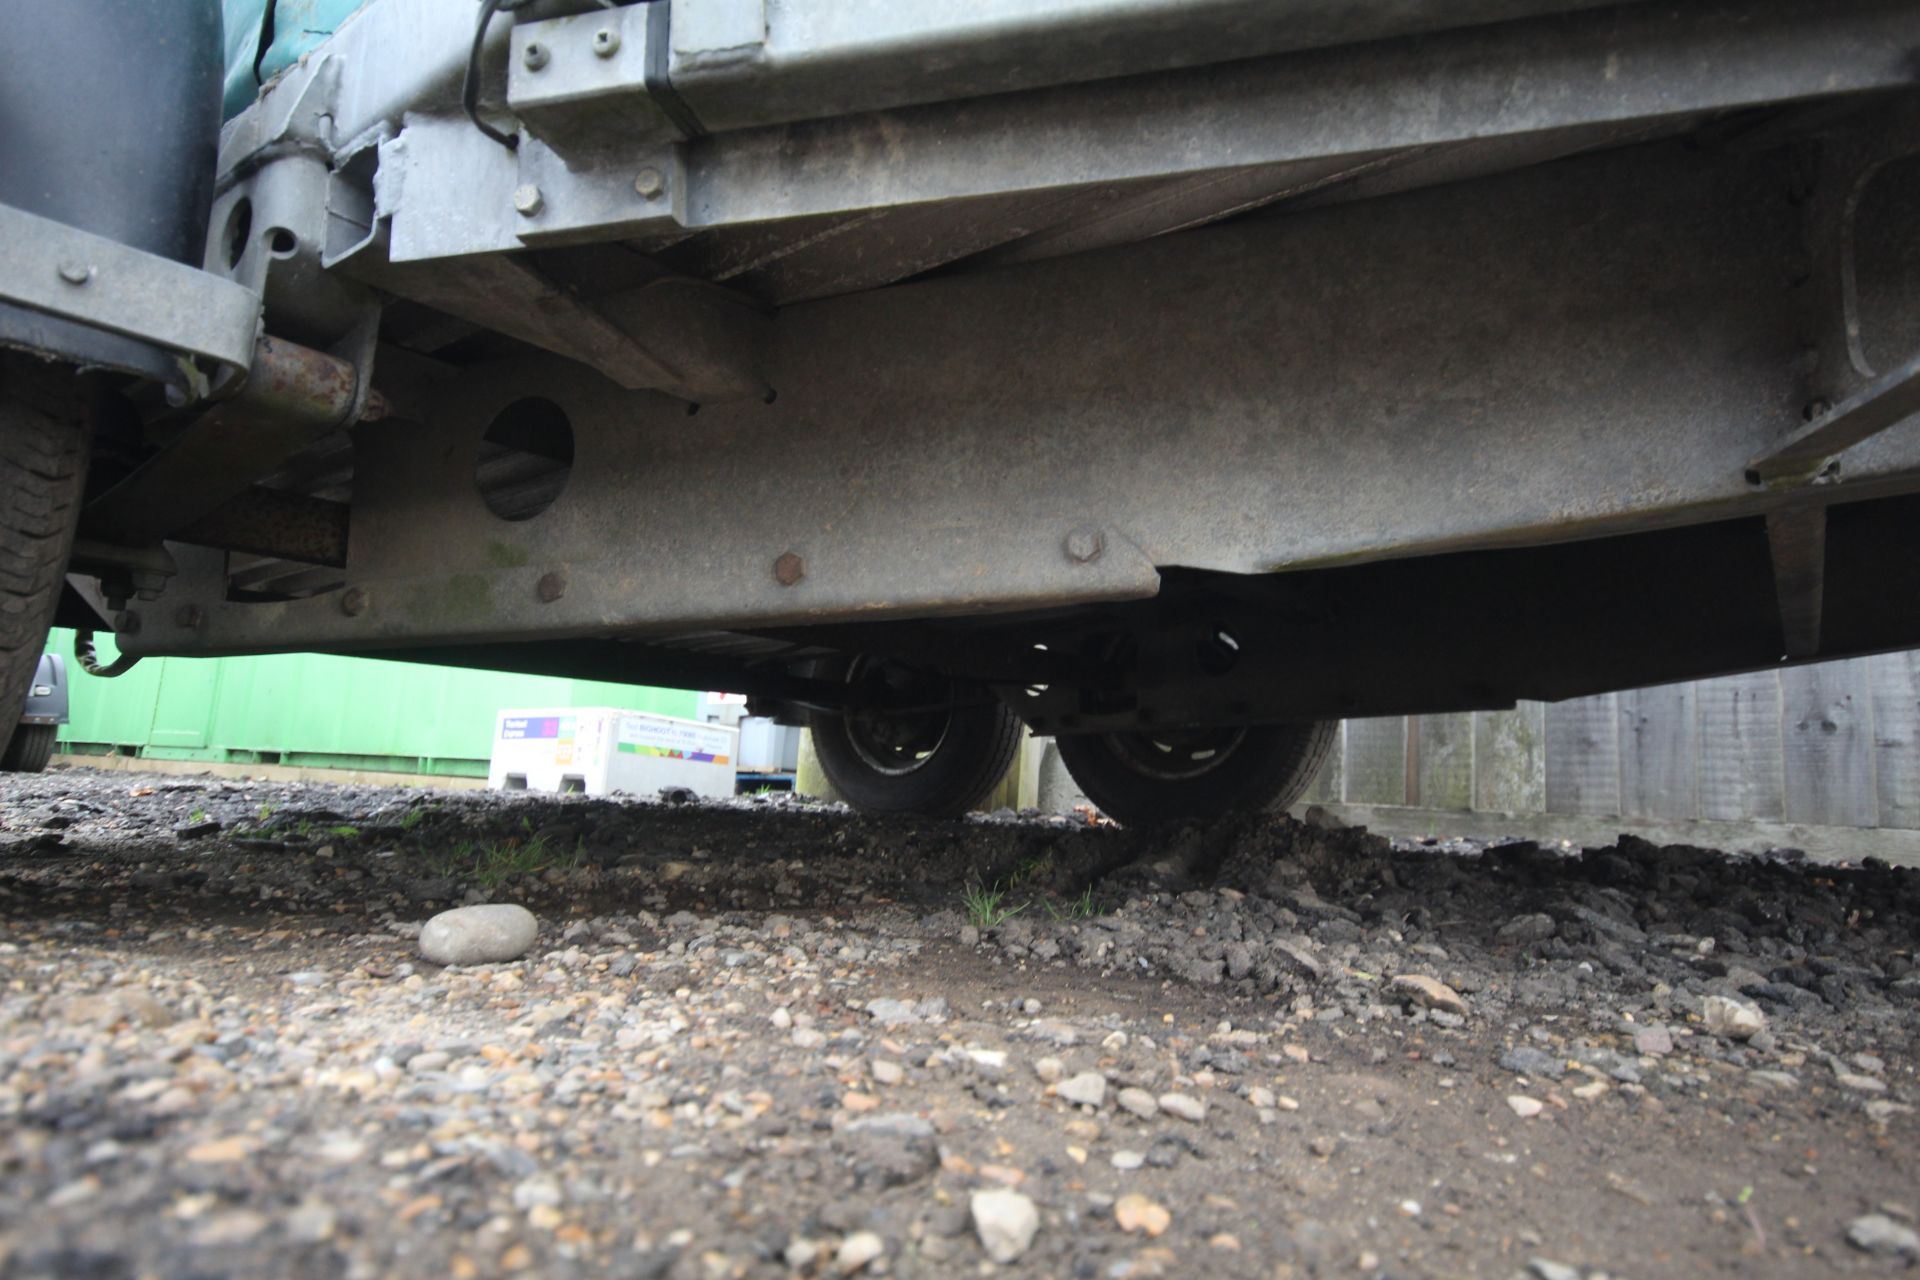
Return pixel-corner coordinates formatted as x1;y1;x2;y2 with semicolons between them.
487;707;738;799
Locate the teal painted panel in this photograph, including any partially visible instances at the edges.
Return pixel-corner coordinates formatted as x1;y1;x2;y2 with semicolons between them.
223;0;371;119
49;629;698;766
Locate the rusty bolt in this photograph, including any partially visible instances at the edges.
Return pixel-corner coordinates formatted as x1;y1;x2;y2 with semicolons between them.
175;604;204;630
633;167;664;199
116;610;142;635
57;261;91;285
340;587;368;617
1064;525;1105;563
513;184;545;217
773;552;805;587
522;41;549;70
537;570;568;603
592;26;620;56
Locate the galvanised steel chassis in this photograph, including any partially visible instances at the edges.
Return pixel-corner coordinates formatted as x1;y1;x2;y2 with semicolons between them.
22;0;1920;729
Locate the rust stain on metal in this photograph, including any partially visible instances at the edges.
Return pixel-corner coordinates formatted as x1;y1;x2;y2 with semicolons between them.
240;335;360;427
340;587;368;617
177;487;350;567
773;551;805;586
175;605;204;630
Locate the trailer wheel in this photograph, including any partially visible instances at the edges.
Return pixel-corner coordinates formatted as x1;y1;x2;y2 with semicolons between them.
0;724;57;773
1055;720;1336;825
0;363;88;754
807;657;1021;818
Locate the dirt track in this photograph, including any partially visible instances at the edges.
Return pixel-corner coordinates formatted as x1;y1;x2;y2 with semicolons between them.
1;767;1916;1278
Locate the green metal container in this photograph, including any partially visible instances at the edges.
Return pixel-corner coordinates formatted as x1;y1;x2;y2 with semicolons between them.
49;629;697;777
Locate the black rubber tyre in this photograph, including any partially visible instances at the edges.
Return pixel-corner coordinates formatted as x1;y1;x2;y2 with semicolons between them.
0;364;89;753
1055;720;1337;826
807;657;1022;818
0;723;56;773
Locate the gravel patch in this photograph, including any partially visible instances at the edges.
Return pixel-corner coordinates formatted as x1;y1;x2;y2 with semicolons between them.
0;766;1914;1277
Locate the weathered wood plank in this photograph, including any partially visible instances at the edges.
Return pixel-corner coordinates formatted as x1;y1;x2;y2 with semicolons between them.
1618;681;1698;820
1418;713;1474;811
1342;717;1407;807
1697;669;1785;822
1781;658;1877;827
1871;651;1920;830
1472;705;1546;813
1544;694;1619;816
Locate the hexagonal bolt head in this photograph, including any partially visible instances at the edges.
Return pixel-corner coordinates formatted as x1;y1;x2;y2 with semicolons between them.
633;167;665;200
340;587;368;617
773;552;806;587
1064;525;1105;563
537;570;568;603
513;184;546;217
521;41;549;70
592;27;620;57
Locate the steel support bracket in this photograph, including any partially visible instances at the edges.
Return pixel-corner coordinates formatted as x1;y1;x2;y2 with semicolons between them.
1748;351;1920;484
0;202;262;373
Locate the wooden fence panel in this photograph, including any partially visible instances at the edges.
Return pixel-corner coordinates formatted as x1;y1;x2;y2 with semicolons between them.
1316;651;1920;832
1545;694;1620;816
1473;705;1545;813
1418;713;1474;810
1696;669;1785;822
1781;658;1878;827
1871;652;1920;830
1343;717;1407;806
1618;682;1698;819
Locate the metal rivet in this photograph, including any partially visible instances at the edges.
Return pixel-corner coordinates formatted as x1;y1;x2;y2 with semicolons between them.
592;27;620;57
175;605;204;630
537;570;568;602
522;41;549;70
633;167;664;199
1064;525;1104;563
773;552;805;586
514;184;545;217
340;587;368;616
57;261;91;285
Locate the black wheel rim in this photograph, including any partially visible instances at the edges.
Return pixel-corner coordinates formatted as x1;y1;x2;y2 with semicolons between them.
841;658;955;777
1103;726;1248;781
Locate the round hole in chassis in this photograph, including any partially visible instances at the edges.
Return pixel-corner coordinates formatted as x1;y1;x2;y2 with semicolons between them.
476;397;574;521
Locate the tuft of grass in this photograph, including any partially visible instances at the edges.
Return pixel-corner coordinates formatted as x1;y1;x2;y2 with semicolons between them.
1006;854;1054;889
327;825;361;838
257;803;275;823
1042;887;1101;920
962;880;1026;929
398;808;428;832
188;808;208;824
428;833;584;888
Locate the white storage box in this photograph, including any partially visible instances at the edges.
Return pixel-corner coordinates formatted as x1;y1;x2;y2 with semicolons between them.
487;707;738;799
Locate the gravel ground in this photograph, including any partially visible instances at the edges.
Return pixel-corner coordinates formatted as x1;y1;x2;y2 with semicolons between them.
1;766;1917;1279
